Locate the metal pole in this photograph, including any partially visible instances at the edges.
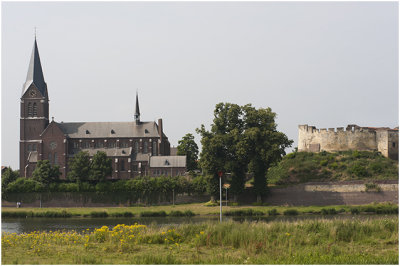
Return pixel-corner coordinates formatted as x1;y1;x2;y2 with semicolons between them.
219;177;222;222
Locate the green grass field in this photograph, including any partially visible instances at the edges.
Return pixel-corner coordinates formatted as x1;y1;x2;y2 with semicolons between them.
2;202;398;217
2;217;398;264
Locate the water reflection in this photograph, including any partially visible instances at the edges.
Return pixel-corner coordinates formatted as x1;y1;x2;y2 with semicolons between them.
2;215;395;234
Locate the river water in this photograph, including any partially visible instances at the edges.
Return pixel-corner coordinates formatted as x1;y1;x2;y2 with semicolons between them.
2;215;396;234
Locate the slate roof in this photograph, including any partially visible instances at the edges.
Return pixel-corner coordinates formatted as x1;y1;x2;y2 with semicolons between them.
22;38;47;97
149;156;186;168
57;121;162;138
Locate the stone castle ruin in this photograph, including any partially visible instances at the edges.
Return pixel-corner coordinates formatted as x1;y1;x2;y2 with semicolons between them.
298;124;399;160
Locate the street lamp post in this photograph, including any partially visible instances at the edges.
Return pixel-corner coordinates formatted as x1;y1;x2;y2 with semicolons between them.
218;171;223;222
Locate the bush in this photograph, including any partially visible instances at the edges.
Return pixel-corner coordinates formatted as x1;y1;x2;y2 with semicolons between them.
321;208;338;215
111;212;134;217
224;209;264;217
283;209;299;216
365;183;381;192
140;211;167;217
349;164;369;177
320;160;328;166
169;210;195;217
350;208;360;214
268;208;279;216
90;211;109;218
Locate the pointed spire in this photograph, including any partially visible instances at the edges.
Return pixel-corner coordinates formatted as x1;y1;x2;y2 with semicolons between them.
134;90;140;124
22;37;47;97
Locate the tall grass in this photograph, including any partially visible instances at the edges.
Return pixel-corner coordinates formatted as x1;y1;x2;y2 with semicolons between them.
2;218;398;264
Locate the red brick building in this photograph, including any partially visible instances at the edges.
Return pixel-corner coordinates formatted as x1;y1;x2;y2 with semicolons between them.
20;38;186;179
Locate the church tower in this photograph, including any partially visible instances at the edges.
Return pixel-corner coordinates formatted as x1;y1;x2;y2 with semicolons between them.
20;38;49;175
134;92;140;125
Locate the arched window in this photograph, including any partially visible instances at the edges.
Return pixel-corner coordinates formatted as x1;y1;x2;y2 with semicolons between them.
48;152;52;164
134;142;139;153
54;153;58;165
152;141;157;155
28;103;32;117
32;103;37;116
120;160;125;171
143;142;148;153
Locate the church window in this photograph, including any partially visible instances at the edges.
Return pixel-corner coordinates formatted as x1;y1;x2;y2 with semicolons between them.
28;144;32;151
109;142;115;148
28;103;32;117
33;103;37;116
120;160;125;171
152;141;157;155
48;153;52;164
97;142;103;148
83;142;90;148
134;142;139;153
54;153;58;165
121;142;128;148
73;142;79;149
143;142;148;153
393;142;396;148
33;144;37;151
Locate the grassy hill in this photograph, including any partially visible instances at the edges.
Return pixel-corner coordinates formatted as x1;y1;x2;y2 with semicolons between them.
267;150;398;185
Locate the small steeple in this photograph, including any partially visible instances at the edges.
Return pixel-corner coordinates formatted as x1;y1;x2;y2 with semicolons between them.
134;91;140;124
22;37;47;97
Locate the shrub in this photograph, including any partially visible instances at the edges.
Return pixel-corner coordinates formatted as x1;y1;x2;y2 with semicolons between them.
90;211;109;218
224;209;264;217
111;212;134;217
365;183;381;192
268;208;279;216
321;208;338;215
350;208;360;214
140;211;167;217
349;164;369;177
283;209;299;216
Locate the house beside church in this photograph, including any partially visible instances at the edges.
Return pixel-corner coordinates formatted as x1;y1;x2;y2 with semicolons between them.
20;38;186;179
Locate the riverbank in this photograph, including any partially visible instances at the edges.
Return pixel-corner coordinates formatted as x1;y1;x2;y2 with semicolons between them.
2;218;398;264
2;202;398;218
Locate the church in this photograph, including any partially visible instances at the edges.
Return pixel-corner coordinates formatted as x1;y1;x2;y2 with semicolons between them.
20;38;186;179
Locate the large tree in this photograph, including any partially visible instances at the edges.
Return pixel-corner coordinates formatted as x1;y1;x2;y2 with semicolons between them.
177;133;199;171
198;102;293;202
32;160;61;184
242;105;293;202
89;151;112;181
67;151;91;181
197;103;248;201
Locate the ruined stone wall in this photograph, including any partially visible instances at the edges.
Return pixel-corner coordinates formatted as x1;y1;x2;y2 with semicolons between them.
298;124;398;159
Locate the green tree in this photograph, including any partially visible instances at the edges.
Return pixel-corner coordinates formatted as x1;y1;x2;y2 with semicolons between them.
197;103;247;201
67;151;91;181
198;102;293;202
242;104;293;202
89;151;112;181
31;160;61;184
1;167;20;192
177;133;199;171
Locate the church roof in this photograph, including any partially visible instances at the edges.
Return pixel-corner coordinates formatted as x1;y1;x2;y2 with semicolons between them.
22;38;47;97
149;156;186;168
57;121;162;138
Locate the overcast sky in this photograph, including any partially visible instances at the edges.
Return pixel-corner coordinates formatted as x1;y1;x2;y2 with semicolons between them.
2;1;398;170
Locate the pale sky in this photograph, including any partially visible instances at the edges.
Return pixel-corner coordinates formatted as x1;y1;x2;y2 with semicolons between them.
2;1;398;170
